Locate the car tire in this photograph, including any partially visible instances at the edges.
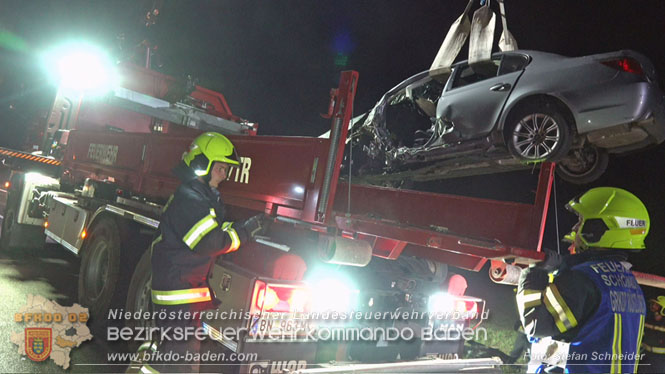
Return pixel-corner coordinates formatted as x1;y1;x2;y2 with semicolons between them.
505;103;573;162
78;217;125;331
557;145;609;185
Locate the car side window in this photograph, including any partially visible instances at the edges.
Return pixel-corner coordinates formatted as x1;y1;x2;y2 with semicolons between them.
498;54;528;75
451;57;501;89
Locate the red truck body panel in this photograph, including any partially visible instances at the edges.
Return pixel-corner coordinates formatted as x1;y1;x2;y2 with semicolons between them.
61;130;335;222
58;70;550;271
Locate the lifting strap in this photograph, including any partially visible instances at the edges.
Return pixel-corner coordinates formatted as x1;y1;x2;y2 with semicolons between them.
429;0;475;77
498;0;518;51
431;0;520;78
469;0;496;66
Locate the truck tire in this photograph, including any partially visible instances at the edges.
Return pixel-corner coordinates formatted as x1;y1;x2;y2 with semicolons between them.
125;249;154;350
78;216;127;331
0;193;20;251
126;250;152;319
1;190;45;252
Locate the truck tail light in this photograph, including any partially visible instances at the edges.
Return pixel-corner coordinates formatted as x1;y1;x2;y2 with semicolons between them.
3;181;9;189
248;280;312;338
249;280;310;315
455;299;478;316
249;276;359;316
602;57;645;77
429;292;483;320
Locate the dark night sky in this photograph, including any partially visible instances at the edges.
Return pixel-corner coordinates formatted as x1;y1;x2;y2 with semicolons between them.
1;0;664;273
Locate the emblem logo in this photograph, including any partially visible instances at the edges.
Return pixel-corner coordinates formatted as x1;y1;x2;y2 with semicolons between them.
25;328;52;362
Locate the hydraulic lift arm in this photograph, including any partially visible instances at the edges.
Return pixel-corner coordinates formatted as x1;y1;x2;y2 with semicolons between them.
108;86;257;135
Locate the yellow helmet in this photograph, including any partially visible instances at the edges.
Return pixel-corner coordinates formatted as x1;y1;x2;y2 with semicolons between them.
564;187;649;250
650;296;665;316
183;132;239;177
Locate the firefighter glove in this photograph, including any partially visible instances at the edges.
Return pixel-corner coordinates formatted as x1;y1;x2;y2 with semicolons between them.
538;249;564;271
240;214;266;239
518;266;549;292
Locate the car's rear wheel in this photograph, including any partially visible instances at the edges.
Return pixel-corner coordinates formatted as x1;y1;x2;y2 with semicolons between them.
557;145;609;184
506;103;572;162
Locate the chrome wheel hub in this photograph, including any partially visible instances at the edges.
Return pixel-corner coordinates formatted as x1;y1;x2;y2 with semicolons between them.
512;113;561;160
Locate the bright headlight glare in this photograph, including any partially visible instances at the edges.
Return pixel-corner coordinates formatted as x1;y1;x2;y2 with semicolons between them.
43;42;119;95
308;272;358;312
428;292;454;313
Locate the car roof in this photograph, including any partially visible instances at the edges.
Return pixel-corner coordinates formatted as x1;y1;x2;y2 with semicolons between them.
452;50;569;66
388;51;574;98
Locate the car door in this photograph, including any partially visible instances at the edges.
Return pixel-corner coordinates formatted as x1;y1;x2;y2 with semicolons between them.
436;53;528;139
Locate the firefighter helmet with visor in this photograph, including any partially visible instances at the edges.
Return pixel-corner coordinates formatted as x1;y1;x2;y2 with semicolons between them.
564;187;649;250
183;132;240;177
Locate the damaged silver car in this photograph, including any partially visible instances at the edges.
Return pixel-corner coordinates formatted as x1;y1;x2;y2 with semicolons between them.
349;50;665;184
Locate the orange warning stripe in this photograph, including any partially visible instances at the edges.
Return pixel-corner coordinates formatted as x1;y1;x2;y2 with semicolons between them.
0;148;61;166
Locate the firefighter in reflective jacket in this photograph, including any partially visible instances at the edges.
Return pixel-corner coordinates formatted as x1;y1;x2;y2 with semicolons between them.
641;295;665;371
149;132;264;373
517;187;648;373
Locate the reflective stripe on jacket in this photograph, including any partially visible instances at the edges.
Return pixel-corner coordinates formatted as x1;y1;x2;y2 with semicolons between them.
565;259;645;373
151;178;247;305
151;287;211;305
519;252;646;373
642;315;665;355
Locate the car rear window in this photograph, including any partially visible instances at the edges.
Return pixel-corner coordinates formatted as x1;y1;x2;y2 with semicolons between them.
451;58;500;88
451;54;529;89
498;54;529;75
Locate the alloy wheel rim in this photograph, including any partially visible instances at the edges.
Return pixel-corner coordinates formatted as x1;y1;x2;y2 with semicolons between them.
512;113;561;159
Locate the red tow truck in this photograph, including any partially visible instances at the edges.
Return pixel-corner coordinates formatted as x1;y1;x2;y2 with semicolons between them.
0;61;561;373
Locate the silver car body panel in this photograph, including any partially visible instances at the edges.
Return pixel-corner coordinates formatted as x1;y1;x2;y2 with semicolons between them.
438;66;524;139
354;49;665;175
497;50;665;144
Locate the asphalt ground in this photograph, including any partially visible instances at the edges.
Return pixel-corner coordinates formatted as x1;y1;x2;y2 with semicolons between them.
0;216;131;374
